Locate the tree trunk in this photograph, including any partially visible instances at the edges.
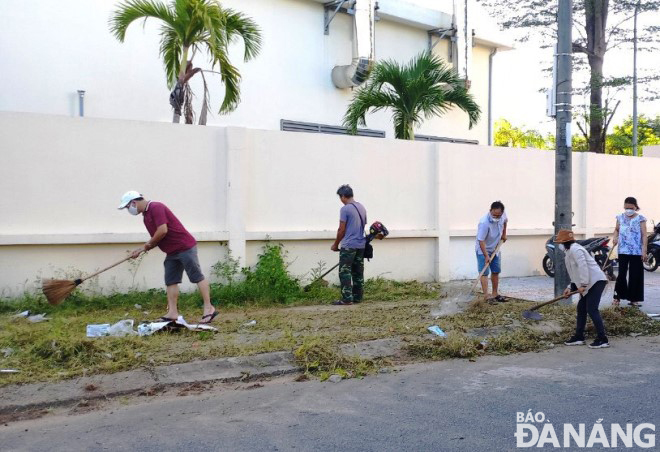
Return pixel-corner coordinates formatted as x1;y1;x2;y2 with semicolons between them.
394;117;415;140
585;0;608;153
172;46;190;124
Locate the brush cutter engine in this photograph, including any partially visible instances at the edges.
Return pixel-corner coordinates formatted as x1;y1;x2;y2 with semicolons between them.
367;221;389;242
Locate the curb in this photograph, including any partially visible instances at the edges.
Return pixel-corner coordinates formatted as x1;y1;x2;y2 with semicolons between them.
0;351;298;415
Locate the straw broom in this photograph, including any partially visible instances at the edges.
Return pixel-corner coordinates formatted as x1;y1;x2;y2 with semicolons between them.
42;253;141;305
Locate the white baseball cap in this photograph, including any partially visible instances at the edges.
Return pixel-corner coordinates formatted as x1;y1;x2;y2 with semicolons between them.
118;191;142;209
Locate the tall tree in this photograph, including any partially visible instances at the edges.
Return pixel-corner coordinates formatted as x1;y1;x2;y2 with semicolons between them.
494;119;551;149
478;0;660;153
110;0;262;124
343;53;481;140
607;114;660;154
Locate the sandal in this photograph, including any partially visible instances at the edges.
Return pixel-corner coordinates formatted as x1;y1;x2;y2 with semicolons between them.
332;300;353;306
629;301;642;307
157;316;178;323
494;295;510;303
199;309;219;324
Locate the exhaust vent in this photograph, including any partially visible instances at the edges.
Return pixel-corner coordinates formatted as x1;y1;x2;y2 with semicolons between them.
331;0;376;89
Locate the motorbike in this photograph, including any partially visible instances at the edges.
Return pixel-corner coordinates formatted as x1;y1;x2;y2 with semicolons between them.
644;221;660;272
543;235;616;281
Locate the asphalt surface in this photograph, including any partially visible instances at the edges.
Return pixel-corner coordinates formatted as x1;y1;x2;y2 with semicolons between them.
3;336;659;452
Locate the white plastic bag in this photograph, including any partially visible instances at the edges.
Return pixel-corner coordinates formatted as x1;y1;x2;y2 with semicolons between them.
107;319;137;337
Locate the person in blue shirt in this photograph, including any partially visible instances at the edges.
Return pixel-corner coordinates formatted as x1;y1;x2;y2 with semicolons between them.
331;185;367;305
475;201;508;302
612;196;647;307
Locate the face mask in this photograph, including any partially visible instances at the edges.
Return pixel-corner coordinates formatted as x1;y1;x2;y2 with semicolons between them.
127;203;139;216
625;209;636;217
558;244;565;252
490;216;501;223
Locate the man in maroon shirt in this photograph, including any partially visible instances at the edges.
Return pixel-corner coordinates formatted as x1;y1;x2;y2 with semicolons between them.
118;191;218;324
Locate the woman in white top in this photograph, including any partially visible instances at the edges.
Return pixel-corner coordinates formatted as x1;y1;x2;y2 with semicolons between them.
612;196;647;307
555;229;609;349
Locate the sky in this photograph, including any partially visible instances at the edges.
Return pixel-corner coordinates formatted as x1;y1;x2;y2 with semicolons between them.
490;8;660;135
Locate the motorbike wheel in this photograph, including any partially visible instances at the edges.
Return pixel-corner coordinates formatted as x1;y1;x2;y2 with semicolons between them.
542;254;555;277
644;252;658;272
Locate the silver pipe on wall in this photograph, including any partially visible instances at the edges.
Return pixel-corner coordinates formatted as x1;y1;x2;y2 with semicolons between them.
331;0;376;89
487;48;497;145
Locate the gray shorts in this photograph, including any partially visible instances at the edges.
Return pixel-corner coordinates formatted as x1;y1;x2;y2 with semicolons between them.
164;246;205;286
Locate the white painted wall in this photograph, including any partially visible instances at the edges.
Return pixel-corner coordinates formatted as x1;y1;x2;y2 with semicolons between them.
1;113;658;298
0;0;502;144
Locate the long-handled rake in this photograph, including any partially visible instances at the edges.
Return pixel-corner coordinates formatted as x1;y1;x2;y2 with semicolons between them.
522;290;578;320
42;253;142;305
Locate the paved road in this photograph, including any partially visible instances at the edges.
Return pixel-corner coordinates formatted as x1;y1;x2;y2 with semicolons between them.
3;337;659;451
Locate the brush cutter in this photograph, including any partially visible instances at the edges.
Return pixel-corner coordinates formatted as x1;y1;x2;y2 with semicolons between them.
522;290;579;320
42;251;144;305
304;221;389;291
303;262;340;292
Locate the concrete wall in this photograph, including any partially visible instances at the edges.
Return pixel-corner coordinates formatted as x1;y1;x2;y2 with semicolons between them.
643;145;660;158
2;112;659;297
0;0;502;144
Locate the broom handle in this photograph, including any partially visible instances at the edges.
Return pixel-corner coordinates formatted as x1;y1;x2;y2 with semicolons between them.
530;290;579;311
79;252;144;283
601;243;616;271
471;240;504;293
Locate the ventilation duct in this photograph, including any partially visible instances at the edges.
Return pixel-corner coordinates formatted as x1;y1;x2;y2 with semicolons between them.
331;0;376;89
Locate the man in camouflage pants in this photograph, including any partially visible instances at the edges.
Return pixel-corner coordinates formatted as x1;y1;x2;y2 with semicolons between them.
331;185;367;305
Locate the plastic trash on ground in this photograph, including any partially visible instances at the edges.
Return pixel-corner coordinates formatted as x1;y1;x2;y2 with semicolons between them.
87;320;138;337
1;369;20;373
243;320;257;326
27;314;50;323
137;321;172;337
12;310;30;319
138;316;218;337
107;319;137;337
87;324;111;337
427;325;447;337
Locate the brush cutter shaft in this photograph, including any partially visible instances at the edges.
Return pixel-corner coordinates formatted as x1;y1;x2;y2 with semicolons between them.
470;240;504;293
529;291;579;311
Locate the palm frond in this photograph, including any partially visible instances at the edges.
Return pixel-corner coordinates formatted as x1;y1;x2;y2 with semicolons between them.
159;25;182;87
207;45;242;113
342;88;401;134
223;9;263;61
109;0;176;42
342;51;482;137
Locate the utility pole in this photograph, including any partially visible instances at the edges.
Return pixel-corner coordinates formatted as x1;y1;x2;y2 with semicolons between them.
633;0;640;156
554;0;573;298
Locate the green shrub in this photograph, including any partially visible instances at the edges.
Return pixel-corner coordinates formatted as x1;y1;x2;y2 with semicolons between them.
210;243;303;305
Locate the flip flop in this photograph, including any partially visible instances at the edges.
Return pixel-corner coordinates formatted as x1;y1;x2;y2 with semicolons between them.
157;316;178;323
199;309;219;324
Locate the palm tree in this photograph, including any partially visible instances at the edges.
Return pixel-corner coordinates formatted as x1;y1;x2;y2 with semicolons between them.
110;0;262;124
343;52;481;140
